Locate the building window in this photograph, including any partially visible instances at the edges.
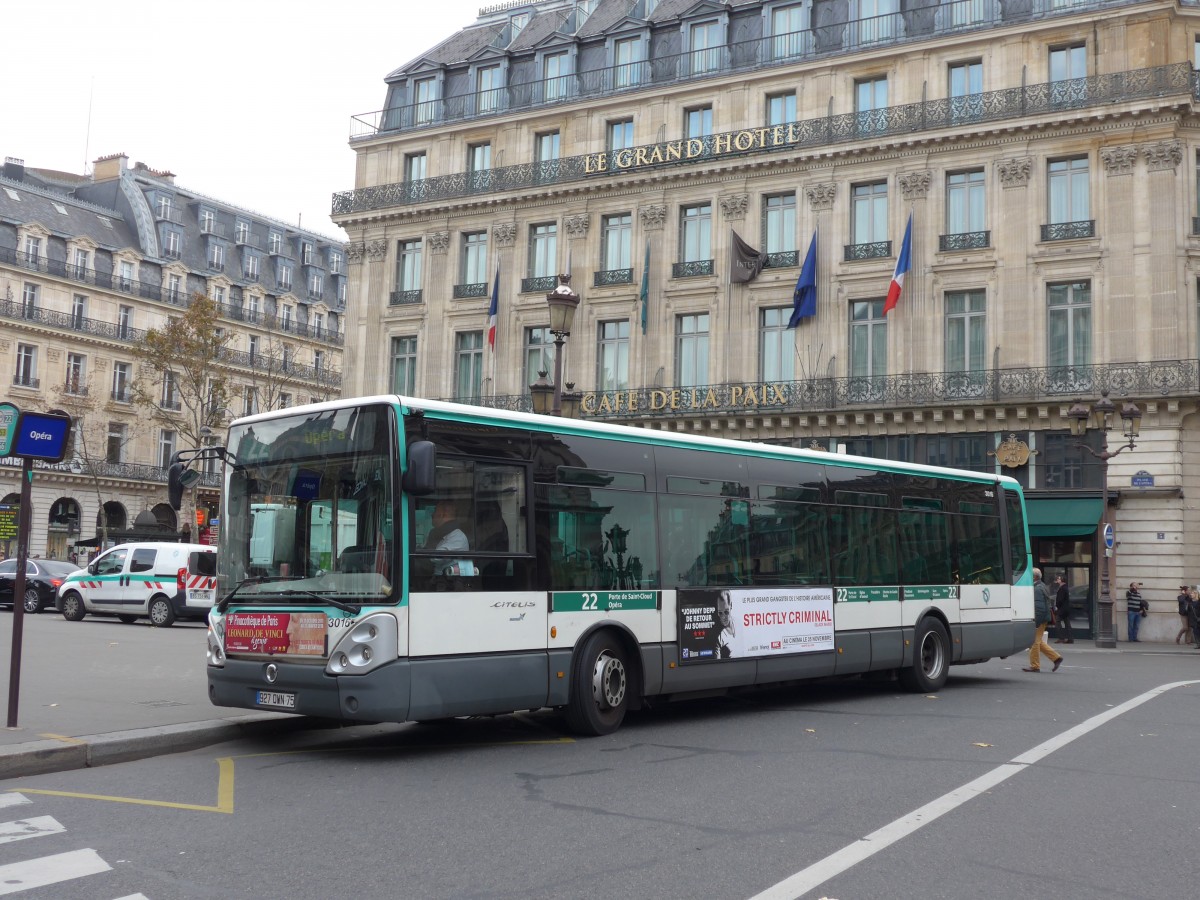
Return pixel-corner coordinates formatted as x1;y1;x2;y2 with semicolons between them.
405;152;427;183
1048;157;1089;224
686;105;713;139
14;344;37;388
414;76;438;125
118;305;133;339
112;361;131;402
1047;281;1091;368
268;231;282;255
851;181;888;245
106;423;126;464
608;119;634;151
1050;43;1086;83
248;335;259;360
850;299;887;378
118;260;135;290
208;243;225;270
157;196;173;219
760;307;795;382
71;248;89;278
281;305;294;331
946;169;985;234
614;36;644;87
469;142;492;191
313;349;325;373
161;371;180;410
235;220;250;243
949;60;983;121
163;230;182;258
460;231;488;287
524;326;555;388
301;242;313;265
245;254;260;280
689;20;722;74
248;295;261;322
72;294;88;329
23;235;41;262
200;209;215;233
855;75;888;134
537;131;560;162
771;3;806;59
397;239;423;295
390;336;418;394
212;286;226;307
596;320;630;391
278;263;293;291
950;0;988;27
680;203;712;263
858;0;897;44
601;213;633;274
330;251;342;275
477;64;502;113
278;392;292;410
21;283;37;317
454;331;485;399
282;345;294;372
243;386;259;417
543;51;570;101
763;193;796;257
766;91;796;126
945;290;986;374
528;223;557;281
675;313;710;387
309;273;323;298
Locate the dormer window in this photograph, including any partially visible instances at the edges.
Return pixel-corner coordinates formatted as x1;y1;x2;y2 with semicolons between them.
200;208;216;233
414;76;438;126
302;241;314;265
477;64;502;114
770;3;806;59
235;220;250;244
330;251;342;275
510;12;529;38
156;195;174;219
688;20;723;75
614;37;645;88
543;51;571;102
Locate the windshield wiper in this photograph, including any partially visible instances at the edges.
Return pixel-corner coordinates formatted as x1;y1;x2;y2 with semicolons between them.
216;576;265;613
269;588;361;617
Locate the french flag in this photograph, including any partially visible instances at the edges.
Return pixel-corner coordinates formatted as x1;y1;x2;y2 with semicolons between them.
884;213;912;316
486;268;499;350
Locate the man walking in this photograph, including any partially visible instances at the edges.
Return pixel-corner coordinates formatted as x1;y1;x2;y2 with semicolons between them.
1053;574;1073;644
1024;568;1063;673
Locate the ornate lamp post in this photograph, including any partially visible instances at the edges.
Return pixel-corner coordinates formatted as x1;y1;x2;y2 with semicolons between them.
1066;390;1142;648
530;274;580;416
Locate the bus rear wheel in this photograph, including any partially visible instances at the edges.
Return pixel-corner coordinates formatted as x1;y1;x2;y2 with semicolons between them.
566;631;630;736
899;618;949;693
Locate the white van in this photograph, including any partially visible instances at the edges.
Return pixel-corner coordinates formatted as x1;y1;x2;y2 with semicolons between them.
56;542;217;627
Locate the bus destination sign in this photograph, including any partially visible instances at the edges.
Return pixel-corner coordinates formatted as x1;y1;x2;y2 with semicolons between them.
552;590;659;613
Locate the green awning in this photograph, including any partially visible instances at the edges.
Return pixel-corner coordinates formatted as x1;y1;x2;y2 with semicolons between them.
1024;498;1103;538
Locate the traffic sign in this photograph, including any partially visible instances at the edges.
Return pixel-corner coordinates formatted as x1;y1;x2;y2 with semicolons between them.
0;403;18;456
1103;523;1115;550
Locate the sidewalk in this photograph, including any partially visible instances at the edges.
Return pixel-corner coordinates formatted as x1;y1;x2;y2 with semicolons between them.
0;627;1195;780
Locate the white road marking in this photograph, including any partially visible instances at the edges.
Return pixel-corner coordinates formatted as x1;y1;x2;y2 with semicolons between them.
748;679;1200;900
0;794;28;810
112;895;151;899
0;848;112;895
0;815;65;844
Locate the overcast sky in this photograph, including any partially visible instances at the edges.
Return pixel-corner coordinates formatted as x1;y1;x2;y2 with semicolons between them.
1;0;485;240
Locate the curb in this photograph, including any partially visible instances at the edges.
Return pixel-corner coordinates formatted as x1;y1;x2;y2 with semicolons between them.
0;713;303;779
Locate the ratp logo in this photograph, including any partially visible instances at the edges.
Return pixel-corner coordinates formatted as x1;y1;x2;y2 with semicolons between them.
982;588;990;605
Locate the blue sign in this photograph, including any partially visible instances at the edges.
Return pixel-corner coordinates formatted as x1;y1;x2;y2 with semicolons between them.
291;470;322;500
1103;523;1115;550
12;411;72;462
1131;470;1154;488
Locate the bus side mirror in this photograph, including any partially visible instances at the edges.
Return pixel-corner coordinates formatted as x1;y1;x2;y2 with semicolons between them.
403;440;436;496
168;461;202;510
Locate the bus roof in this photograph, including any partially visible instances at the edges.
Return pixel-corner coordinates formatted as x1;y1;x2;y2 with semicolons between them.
228;393;1023;491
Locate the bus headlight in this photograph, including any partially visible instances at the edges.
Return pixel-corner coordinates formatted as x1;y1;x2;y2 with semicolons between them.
326;614;397;676
207;613;226;668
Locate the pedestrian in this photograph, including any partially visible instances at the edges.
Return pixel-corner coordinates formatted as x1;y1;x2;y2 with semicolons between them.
1024;568;1063;673
1176;585;1192;644
1125;582;1147;642
1188;587;1200;649
1053;574;1073;643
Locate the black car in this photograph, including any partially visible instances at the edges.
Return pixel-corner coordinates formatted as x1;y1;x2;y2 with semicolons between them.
0;559;82;613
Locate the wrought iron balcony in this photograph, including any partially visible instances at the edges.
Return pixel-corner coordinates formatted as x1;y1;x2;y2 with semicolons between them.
335;61;1192;216
765;251;799;269
1193;216;1200;236
63;382;88;397
110;388;132;403
243;269;259;282
155;206;183;224
390;289;423;305
844;241;891;261
200;221;226;237
0;297;149;344
12;375;39;389
235;230;261;249
594;268;634;287
521;276;557;293
1041;220;1096;241
672;260;714;278
453;282;489;299
939;231;991;251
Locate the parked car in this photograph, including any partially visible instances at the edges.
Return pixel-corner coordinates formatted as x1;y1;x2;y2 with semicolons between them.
56;542;216;626
0;558;82;613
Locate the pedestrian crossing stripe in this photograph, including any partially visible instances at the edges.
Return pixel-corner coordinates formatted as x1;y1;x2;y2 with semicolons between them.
0;848;111;895
0;794;29;810
0;815;65;844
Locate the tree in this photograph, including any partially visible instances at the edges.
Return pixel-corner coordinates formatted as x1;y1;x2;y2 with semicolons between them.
131;292;234;535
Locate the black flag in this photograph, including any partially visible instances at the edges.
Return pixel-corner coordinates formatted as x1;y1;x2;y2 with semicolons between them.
730;229;767;283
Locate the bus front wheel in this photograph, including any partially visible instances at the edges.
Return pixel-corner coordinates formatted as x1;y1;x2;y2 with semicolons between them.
566;631;629;736
899;618;949;693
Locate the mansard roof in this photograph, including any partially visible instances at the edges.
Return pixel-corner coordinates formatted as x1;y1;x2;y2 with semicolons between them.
0;174;138;252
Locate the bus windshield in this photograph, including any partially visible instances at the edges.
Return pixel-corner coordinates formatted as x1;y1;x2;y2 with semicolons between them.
218;404;396;604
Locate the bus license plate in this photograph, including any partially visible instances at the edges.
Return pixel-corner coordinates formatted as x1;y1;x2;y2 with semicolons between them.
256;690;296;710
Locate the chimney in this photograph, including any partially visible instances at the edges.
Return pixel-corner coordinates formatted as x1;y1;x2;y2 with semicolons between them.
92;153;129;182
2;157;25;182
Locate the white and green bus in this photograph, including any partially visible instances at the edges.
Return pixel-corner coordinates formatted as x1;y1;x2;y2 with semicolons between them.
174;395;1034;736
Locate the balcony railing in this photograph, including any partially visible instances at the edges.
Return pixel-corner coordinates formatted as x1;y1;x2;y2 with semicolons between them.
593;268;634;287
12;374;39;389
672;260;714;278
200;221;226;238
155;206;183;224
336;61;1193;216
845;241;891;261
0;297;150;344
111;388;132;403
1041;220;1096;241
390;289;423;305
521;276;556;293
940;231;991;251
765;251;799;268
453;282;489;299
218;347;342;387
448;360;1200;421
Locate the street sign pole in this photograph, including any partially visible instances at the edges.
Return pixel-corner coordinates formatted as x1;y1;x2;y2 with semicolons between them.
6;459;33;728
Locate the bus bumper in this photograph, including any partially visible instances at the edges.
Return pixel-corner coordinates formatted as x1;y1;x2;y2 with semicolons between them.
209;658;412;723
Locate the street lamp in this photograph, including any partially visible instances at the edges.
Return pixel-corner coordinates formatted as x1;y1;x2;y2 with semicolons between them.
1066;390;1142;648
530;273;580;416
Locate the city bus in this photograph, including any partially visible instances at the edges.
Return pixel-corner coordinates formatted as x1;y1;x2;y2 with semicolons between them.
171;395;1035;736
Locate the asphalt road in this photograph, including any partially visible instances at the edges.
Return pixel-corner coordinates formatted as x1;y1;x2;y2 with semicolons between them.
1;646;1197;899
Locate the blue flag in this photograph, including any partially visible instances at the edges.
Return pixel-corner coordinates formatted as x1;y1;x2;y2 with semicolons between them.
639;240;650;334
788;229;817;327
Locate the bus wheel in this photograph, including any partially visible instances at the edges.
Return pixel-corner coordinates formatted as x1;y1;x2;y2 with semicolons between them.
149;596;176;627
566;631;629;736
899;618;949;693
61;591;86;622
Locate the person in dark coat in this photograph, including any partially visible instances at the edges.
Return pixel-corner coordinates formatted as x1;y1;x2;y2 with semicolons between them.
1024;568;1063;673
1053;574;1073;644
